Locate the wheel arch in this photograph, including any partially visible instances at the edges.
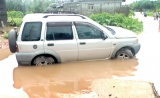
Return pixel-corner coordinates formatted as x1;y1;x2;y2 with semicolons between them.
111;43;135;59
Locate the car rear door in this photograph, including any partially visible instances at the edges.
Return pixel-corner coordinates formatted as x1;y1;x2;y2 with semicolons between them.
44;22;78;62
17;22;44;53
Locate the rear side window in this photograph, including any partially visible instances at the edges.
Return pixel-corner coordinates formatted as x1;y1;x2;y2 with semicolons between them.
46;22;73;40
21;22;42;41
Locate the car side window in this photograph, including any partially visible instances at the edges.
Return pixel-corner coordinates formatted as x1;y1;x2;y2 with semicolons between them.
21;22;42;41
105;26;116;35
46;22;73;40
74;22;103;39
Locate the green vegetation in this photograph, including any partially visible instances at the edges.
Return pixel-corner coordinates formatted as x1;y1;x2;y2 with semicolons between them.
6;11;143;34
7;11;23;27
7;11;23;26
6;0;56;13
129;10;134;17
6;0;59;27
89;13;143;34
7;11;24;18
3;32;8;39
7;17;22;27
147;11;154;17
129;0;160;12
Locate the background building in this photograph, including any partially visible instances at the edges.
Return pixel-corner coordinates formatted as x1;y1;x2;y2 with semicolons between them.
63;0;129;16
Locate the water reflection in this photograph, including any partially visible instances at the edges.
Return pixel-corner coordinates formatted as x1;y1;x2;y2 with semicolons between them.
13;58;138;98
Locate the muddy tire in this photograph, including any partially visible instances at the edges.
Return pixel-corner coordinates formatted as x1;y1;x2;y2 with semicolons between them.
8;30;17;53
33;56;55;66
116;48;133;59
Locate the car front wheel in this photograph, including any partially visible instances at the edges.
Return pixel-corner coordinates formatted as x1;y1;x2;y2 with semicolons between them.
116;48;133;59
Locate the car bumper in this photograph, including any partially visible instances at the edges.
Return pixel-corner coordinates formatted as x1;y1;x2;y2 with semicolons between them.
132;43;141;55
16;52;35;65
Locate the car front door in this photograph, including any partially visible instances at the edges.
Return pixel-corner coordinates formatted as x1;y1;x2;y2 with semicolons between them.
44;22;78;62
74;22;113;61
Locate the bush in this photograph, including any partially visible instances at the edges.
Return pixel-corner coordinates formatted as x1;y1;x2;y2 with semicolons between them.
3;32;8;39
8;17;22;27
89;12;143;34
147;11;154;17
129;10;135;17
7;11;24;18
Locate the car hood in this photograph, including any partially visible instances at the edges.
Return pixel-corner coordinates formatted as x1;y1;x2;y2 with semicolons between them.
107;26;138;38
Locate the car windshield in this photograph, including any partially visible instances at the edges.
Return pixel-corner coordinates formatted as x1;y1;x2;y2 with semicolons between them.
103;26;116;35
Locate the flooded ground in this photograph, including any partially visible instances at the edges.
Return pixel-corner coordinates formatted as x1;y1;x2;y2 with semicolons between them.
13;59;138;98
0;53;142;98
0;13;160;98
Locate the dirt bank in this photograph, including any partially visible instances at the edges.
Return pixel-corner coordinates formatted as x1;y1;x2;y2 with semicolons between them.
0;28;12;60
58;79;156;98
0;26;15;50
0;34;8;49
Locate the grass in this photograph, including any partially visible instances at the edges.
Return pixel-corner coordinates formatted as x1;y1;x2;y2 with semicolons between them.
147;11;154;17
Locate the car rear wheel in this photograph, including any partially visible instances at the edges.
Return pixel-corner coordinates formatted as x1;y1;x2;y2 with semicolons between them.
116;48;133;59
33;56;55;66
8;30;17;53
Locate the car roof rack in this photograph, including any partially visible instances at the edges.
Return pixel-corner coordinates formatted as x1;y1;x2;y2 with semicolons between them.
44;11;77;14
43;11;86;19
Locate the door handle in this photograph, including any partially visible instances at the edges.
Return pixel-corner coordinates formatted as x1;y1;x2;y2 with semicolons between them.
79;42;86;45
47;43;54;46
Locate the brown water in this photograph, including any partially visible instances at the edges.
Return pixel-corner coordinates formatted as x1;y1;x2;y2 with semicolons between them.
12;59;138;98
0;48;138;98
0;48;12;60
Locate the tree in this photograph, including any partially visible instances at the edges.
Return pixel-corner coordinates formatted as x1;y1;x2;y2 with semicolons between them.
46;3;60;12
129;0;160;11
6;0;55;13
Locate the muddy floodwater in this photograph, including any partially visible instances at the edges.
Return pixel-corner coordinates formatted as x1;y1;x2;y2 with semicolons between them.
1;51;138;98
15;60;137;91
0;13;160;98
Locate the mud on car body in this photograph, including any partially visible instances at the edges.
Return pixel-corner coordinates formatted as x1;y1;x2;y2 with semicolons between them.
8;12;141;66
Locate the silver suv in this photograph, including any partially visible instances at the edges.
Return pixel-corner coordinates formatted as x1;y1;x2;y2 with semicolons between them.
8;13;140;66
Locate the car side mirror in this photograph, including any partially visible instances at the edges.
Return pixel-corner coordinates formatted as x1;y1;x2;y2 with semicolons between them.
101;31;108;40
